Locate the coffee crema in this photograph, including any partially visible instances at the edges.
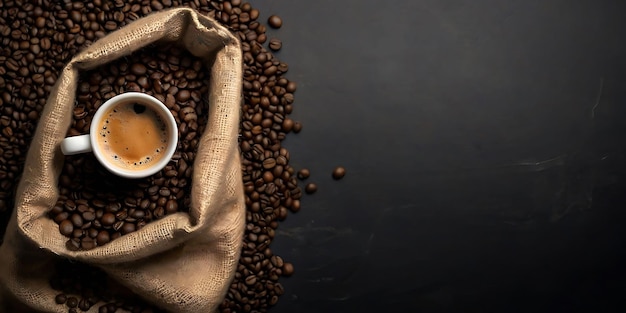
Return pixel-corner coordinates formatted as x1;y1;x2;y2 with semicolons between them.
97;102;168;170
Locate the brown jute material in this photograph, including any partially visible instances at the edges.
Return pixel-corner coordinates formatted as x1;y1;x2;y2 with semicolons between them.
0;8;245;313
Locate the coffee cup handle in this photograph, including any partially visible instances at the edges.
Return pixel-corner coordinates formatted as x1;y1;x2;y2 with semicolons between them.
61;135;92;155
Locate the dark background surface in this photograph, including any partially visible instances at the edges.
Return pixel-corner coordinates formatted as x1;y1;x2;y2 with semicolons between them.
252;0;626;312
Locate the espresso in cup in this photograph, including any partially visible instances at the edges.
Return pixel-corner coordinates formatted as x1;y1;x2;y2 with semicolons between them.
61;92;178;179
98;102;169;170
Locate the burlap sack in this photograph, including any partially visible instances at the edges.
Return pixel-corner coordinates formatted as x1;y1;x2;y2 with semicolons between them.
0;8;244;313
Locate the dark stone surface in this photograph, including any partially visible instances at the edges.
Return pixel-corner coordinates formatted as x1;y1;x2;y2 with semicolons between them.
253;0;626;312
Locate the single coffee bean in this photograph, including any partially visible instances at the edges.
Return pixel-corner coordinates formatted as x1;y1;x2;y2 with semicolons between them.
54;211;70;224
270;255;284;268
297;169;310;180
281;118;294;132
304;183;317;194
274;283;285;296
72;229;85;238
267;15;282;28
130;63;147;75
70;213;83;227
79;298;91;311
269;295;279;305
96;231;110;246
55;294;67;304
101;212;116;226
332;166;346;180
286;81;297;93
88;228;99;238
59;219;74;236
121;222;136;235
245;275;256;285
282;262;294;276
292;121;302;133
262;158;276;169
165;199;178;214
82;211;96;221
113;221;124;232
81;237;96;250
67;296;78;308
66;239;80;251
115;210;128;221
268;38;282;51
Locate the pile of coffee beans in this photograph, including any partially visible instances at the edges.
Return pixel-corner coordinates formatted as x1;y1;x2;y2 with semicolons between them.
0;0;309;312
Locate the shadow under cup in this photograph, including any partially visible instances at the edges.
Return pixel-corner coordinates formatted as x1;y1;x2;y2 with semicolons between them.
90;93;178;179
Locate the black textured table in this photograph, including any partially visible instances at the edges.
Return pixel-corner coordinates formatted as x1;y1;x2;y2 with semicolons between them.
252;0;626;312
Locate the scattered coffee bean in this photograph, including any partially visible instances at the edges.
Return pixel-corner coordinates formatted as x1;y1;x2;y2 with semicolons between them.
268;15;283;29
269;38;282;51
293;121;303;133
297;168;310;180
282;262;294;276
305;183;318;194
332;166;346;180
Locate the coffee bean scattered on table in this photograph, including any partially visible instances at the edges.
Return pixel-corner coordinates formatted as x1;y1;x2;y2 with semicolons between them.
0;1;305;312
269;38;282;51
297;168;311;180
268;15;283;29
305;183;318;194
332;166;346;180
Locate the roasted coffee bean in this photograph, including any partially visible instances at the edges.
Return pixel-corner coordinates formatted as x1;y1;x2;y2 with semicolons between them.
96;231;110;246
282;262;294;276
267;15;283;29
70;213;83;227
332;166;346;180
297;169;310;180
281;118;294;132
55;294;67;305
292;121;303;133
268;38;282;51
262;158;276;169
73;229;85;238
245;275;256;285
67;297;78;308
81;237;96;250
305;183;317;194
101;213;116;226
131;63;147;75
286;81;297;93
59;220;74;236
66;239;80;251
165;199;178;214
82;211;96;221
270;255;284;268
113;221;124;232
121;222;136;235
79;298;91;311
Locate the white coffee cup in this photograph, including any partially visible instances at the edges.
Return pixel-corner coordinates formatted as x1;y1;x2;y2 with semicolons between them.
61;92;178;179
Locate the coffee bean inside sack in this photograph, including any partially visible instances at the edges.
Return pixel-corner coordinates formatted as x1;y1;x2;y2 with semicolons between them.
1;0;305;312
49;43;207;251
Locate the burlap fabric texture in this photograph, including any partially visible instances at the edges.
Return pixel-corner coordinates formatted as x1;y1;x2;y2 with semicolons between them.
0;8;245;313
